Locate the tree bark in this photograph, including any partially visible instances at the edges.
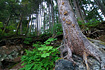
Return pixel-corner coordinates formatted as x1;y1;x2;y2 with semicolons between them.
2;15;11;34
25;15;31;36
16;14;23;35
51;0;55;35
49;4;51;33
57;0;105;69
36;14;39;35
20;22;22;35
73;0;85;23
102;0;105;5
29;15;32;34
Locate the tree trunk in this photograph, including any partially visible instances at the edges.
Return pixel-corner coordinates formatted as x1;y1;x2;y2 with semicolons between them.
16;14;22;35
73;0;85;23
102;0;105;5
2;16;11;34
36;14;39;35
57;0;105;69
51;0;55;35
49;4;51;33
73;0;86;29
25;15;31;36
20;22;22;35
29;15;32;34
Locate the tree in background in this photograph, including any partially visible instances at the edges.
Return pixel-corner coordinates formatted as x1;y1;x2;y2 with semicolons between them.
0;0;105;38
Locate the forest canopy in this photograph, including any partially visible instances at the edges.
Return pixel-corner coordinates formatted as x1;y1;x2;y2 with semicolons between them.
0;0;105;38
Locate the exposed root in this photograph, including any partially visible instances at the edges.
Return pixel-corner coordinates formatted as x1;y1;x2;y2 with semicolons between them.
83;52;90;70
58;41;105;70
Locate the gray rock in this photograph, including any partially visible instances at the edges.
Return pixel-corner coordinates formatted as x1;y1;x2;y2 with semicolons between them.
55;59;76;70
0;44;23;69
55;57;101;70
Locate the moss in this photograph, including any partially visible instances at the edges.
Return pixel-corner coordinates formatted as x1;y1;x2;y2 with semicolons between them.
88;38;105;45
56;58;64;62
99;42;105;45
87;37;91;40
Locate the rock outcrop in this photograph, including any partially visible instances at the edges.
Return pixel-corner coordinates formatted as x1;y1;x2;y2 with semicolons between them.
0;44;23;69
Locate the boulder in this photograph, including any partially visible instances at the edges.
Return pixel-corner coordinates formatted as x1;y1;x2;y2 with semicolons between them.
0;44;23;69
55;59;76;70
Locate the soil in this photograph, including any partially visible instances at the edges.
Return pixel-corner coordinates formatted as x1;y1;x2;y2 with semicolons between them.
1;56;24;70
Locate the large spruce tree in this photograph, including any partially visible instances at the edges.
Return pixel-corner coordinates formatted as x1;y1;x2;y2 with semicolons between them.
57;0;105;70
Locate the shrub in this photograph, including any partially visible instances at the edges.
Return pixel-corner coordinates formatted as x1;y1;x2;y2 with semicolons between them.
23;38;32;44
20;38;60;70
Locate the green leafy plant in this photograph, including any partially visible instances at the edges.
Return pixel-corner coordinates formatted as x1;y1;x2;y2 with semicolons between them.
0;22;3;28
78;18;100;28
53;23;63;35
0;22;3;33
20;38;60;70
23;38;32;44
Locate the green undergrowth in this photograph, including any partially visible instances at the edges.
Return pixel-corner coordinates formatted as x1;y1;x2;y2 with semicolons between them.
23;37;32;44
20;38;60;70
78;18;100;30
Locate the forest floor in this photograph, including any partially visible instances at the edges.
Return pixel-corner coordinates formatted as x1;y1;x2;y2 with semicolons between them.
97;35;105;42
8;36;105;70
1;24;105;70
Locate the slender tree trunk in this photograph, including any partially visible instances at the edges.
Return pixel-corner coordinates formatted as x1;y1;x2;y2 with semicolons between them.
102;0;105;5
38;5;41;35
16;14;22;35
36;14;38;35
40;4;42;34
2;16;10;34
73;0;85;24
29;15;33;34
81;6;88;23
57;0;105;69
69;0;73;11
43;12;45;33
25;16;31;36
20;22;22;35
51;0;55;35
49;4;51;33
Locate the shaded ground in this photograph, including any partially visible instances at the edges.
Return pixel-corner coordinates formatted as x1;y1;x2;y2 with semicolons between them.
10;62;24;70
9;56;23;70
97;35;105;42
0;32;105;70
9;35;105;70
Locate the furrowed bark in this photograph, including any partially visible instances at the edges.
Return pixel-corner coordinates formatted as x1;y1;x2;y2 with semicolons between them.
57;0;105;69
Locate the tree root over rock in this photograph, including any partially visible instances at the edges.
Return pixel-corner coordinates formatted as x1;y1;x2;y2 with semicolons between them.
58;39;105;70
